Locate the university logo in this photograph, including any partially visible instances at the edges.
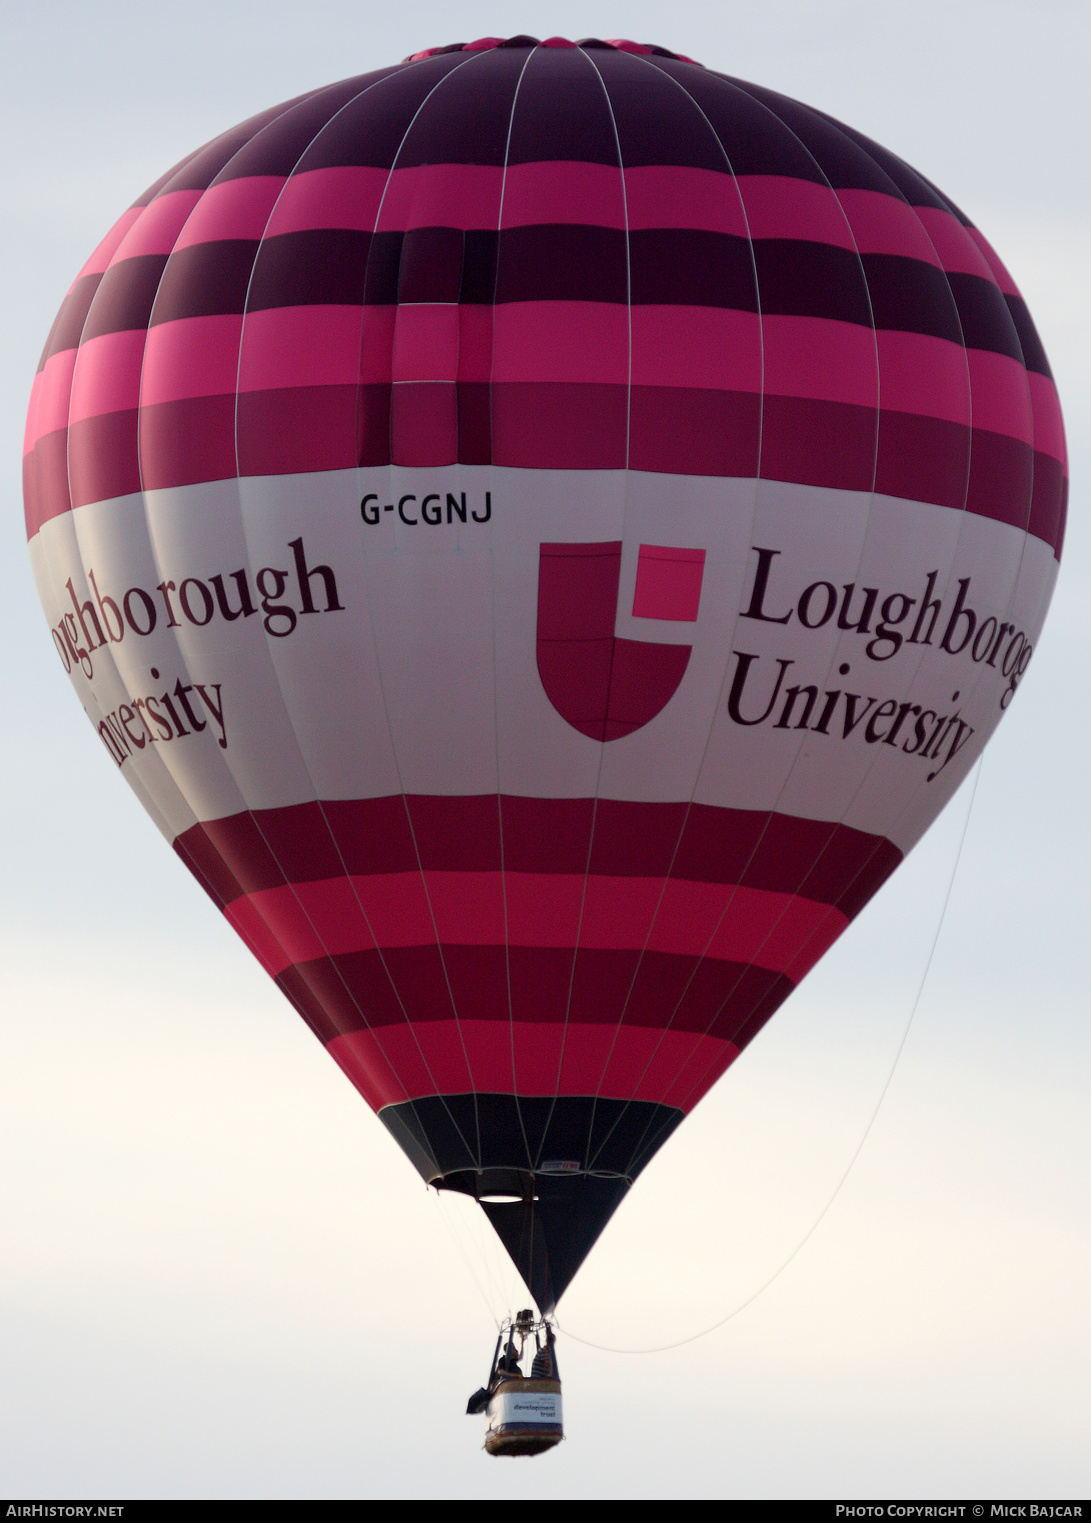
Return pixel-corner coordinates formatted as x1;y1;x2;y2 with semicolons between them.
536;541;705;741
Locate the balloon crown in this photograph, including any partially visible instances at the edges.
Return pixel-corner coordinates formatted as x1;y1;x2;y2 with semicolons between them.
403;36;702;65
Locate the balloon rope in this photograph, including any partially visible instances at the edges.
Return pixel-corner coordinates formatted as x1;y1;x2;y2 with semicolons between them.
556;757;984;1355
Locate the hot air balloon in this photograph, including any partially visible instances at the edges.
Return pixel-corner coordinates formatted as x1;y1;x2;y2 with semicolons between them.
23;33;1065;1403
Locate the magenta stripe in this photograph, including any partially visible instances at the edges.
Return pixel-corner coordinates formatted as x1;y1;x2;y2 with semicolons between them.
762;315;877;409
74;207;143;279
23;429;71;534
172;175;286;248
737;174;855;249
376;162;504;230
43;382;1059;554
23;350;77;450
69;329;146;424
631;306;761;391
835;189;944;265
267;166;393;235
237;305;369;391
964;227;1020;298
1027;371;1066;465
115;302;1042;445
329;1021;739;1112
223;870;847;982
966;348;1033;445
913;208;997;283
624;165;747;234
491;302;629;384
140;314;243;406
111;189;204;259
875;330;969;426
390;304;460;382
261;161;759;239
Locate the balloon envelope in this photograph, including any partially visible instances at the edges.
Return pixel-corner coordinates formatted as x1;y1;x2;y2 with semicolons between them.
24;37;1066;1312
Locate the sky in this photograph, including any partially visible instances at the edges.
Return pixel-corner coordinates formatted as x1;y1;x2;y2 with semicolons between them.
1;0;1088;1501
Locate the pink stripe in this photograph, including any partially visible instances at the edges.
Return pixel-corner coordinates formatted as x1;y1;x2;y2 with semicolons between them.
328;1021;739;1112
963;228;1021;297
24;350;77;451
631;307;761;391
912;207;996;281
876;330;970;425
225;870;846;981
140;314;243;406
457;306;493;382
967;348;1033;444
835;189;942;265
172;175;285;248
391;303;460;383
237;305;366;392
111;189;204;260
267;162;752;238
624;165;747;234
762;315;878;409
499;161;624;229
492;303;628;384
736;174;854;248
1027;371;1066;465
75;207;143;279
68;329;147;423
378;163;504;231
265;166;391;236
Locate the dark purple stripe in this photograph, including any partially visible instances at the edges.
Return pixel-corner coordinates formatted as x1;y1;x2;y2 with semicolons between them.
130;383;1054;549
505;45;620;167
274;943;793;1047
81;254;169;342
588;44;728;170
23;429;71;533
1005;294;1052;379
236;385;362;475
391;45;528;168
173;794;901;917
1030;451;1067;556
629;387;761;476
149;241;257;326
67;411;141;507
39;273;102;368
138;394;237;492
292;55;477;173
207;74;393;181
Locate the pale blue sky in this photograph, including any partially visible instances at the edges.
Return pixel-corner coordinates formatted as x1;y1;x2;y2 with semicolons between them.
1;0;1088;1499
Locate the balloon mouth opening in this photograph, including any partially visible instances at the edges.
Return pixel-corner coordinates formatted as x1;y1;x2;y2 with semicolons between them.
435;1167;542;1202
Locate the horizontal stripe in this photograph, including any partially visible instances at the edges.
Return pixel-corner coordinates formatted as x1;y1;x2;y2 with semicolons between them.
128;223;1027;369
68;329;147;423
835;188;949;265
329;1021;740;1113
111;188;204;259
36;385;1059;554
379;1093;687;1192
120;302;1032;441
140;314;243;406
273;944;791;1049
912;204;996;280
223;870;846;981
37;273;102;368
80;254;169;344
74;206;143;279
965;227;1019;297
1027;372;1066;466
174;795;901;916
172;174;286;248
24;349;77;445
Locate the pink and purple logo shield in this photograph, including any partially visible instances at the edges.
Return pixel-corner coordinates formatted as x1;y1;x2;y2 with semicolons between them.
537;541;706;741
